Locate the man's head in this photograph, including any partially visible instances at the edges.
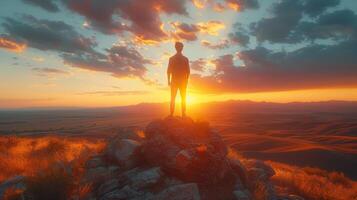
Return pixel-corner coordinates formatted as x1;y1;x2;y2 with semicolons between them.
175;42;184;53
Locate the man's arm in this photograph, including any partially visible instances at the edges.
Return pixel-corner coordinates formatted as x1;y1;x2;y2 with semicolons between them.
186;58;190;80
167;58;172;86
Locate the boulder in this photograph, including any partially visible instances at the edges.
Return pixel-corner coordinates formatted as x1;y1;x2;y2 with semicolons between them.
99;185;147;200
277;194;305;200
233;190;251;200
83;165;120;183
142;117;234;184
125;167;163;189
245;160;275;179
97;178;125;198
0;175;25;199
106;139;141;169
154;183;201;200
85;156;106;169
229;158;248;187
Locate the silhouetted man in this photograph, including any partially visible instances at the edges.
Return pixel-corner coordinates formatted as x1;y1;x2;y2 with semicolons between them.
167;42;190;117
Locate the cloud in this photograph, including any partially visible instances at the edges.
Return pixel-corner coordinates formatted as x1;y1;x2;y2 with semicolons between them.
295;9;357;41
201;39;230;49
171;21;225;41
32;67;69;77
225;0;259;11
250;0;304;43
62;44;151;79
2;15;97;53
61;0;189;42
171;22;200;41
191;39;357;93
190;58;207;72
22;0;59;12
197;21;225;35
249;0;344;43
0;36;26;52
191;0;259;12
303;0;340;17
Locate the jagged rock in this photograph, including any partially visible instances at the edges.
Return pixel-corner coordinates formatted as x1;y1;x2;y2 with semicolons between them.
154;183;201;200
245;160;275;179
114;128;145;142
97;178;125;198
85;156;106;169
100;185;148;200
83;165;120;183
142;117;234;184
0;175;25;199
249;174;276;200
175;149;195;172
277;194;305;200
106;139;141;169
125;167;163;189
233;190;251;200
83;117;279;200
229;158;248;187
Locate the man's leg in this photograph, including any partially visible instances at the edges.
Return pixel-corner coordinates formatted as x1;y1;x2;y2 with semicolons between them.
179;83;187;117
170;84;178;116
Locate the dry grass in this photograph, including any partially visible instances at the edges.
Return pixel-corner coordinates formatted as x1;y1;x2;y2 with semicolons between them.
0;135;105;183
268;161;357;200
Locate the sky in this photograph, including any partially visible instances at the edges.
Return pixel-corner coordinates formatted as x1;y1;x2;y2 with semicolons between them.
1;0;357;108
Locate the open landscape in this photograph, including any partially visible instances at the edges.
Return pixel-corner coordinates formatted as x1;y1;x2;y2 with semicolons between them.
1;101;357;179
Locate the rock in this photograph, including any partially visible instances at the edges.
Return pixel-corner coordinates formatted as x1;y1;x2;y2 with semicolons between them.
233;190;251;200
175;149;194;172
100;185;147;200
245;160;275;179
229;158;248;187
85;156;106;169
142;117;234;184
114;127;145;142
83;166;120;183
141;132;181;171
125;167;163;189
154;183;201;200
277;194;305;200
106;139;141;169
0;175;25;199
97;178;125;197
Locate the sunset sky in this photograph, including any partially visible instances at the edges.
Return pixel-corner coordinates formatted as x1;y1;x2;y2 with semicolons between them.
1;0;357;108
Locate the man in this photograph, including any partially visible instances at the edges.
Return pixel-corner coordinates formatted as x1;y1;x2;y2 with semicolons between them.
167;42;190;117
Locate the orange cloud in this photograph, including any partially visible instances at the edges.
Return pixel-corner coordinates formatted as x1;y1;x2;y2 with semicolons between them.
197;21;225;35
192;0;206;9
0;37;26;53
227;2;241;11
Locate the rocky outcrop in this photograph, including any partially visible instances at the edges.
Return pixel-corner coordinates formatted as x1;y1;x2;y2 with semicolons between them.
78;116;285;200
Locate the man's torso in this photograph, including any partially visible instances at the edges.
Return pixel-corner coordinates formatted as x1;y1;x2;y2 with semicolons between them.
169;54;189;85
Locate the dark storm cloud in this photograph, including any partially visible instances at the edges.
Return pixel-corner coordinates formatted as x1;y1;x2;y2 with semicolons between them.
2;15;96;53
295;9;357;41
62;45;151;79
250;0;304;43
22;0;60;12
61;0;189;41
191;40;357;93
249;0;345;44
1;14;155;80
303;0;340;17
